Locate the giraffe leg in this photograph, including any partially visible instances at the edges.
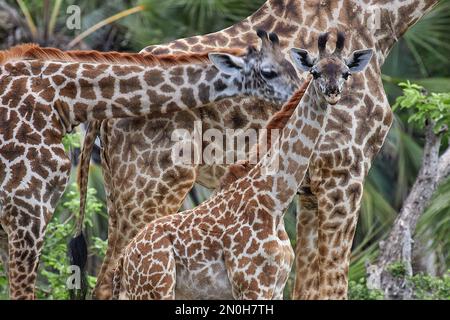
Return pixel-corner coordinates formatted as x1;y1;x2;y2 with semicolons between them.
0;142;70;299
92;129;122;299
1;203;52;299
315;177;364;299
293;193;320;300
273;223;294;300
0;226;7;271
92;196;120;299
91;158;119;299
93;166;197;299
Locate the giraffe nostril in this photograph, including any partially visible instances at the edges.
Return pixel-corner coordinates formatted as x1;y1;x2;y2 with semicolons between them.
328;87;339;95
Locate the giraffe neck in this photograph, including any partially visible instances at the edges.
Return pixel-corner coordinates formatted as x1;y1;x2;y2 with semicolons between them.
236;81;326;219
1;58;245;133
147;0;438;69
262;0;437;35
245;0;437;62
371;0;438;35
371;0;438;58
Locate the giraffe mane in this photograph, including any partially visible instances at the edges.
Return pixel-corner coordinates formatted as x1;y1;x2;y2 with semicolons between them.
0;43;246;67
218;78;311;191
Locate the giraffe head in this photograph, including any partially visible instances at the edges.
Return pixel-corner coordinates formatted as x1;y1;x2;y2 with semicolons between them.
208;30;299;104
290;32;373;105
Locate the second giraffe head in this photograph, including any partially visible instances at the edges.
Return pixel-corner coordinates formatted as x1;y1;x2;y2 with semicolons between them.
290;32;373;105
209;30;300;104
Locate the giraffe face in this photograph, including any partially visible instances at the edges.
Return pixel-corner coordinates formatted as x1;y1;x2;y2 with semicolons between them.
244;44;300;104
290;32;373;105
209;30;299;104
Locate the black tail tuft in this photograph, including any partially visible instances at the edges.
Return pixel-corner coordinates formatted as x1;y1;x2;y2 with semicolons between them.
68;232;88;300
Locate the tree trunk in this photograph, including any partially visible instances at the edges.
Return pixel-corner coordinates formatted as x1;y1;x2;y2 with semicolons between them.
367;121;450;299
412;236;437;276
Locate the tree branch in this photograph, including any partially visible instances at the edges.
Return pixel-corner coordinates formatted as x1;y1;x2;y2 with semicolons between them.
382;121;441;254
0;0;28;32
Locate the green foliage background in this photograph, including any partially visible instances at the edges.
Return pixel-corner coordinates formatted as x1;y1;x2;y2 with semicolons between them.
0;0;449;299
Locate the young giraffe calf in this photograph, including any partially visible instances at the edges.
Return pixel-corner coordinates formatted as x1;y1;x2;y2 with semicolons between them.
0;32;298;299
112;33;373;300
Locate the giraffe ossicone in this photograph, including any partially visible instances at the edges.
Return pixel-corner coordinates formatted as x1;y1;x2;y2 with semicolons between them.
111;33;373;300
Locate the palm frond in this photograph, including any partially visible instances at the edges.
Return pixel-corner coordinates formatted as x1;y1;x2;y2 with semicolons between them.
68;5;145;48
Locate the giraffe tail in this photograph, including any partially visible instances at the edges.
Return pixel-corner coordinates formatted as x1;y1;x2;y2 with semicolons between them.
112;255;125;300
68;232;88;299
68;120;100;299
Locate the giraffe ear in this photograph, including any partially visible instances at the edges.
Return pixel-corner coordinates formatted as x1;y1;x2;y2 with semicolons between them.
290;48;315;72
346;49;373;73
209;53;245;76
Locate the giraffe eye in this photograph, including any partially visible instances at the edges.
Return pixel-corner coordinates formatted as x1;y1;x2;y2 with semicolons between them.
310;70;320;79
261;70;278;79
343;71;350;80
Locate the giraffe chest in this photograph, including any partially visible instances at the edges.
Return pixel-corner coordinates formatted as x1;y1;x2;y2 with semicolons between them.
307;83;392;176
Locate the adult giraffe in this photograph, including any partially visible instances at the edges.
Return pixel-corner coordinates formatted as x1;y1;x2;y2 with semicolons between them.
0;39;297;299
82;0;438;299
111;33;374;300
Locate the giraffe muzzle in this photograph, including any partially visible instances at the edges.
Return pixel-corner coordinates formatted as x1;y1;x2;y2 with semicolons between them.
325;93;341;105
